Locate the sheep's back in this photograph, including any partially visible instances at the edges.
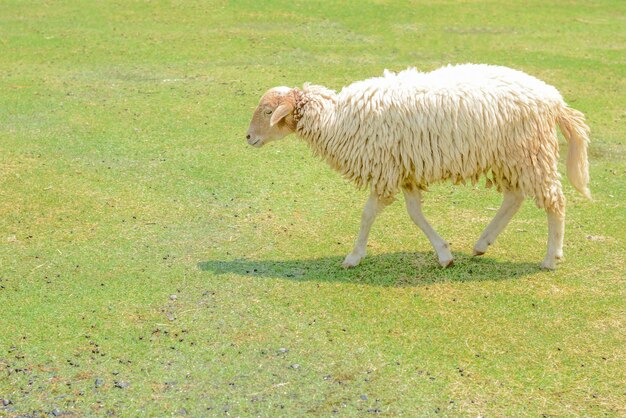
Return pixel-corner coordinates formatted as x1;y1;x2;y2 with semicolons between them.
334;64;565;195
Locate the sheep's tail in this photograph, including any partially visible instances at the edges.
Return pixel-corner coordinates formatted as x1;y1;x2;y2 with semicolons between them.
557;106;591;199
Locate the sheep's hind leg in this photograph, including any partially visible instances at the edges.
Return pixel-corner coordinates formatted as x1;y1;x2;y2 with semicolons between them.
342;192;388;268
403;187;453;267
541;208;565;270
473;190;524;256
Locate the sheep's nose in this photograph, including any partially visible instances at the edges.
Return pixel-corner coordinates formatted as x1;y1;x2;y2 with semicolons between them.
246;134;251;140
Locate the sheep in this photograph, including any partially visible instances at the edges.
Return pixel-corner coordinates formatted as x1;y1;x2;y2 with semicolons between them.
245;64;591;270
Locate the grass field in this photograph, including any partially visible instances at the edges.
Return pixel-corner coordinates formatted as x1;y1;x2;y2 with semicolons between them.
1;0;624;416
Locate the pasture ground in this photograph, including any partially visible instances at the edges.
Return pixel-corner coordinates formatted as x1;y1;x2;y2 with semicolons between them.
1;0;624;415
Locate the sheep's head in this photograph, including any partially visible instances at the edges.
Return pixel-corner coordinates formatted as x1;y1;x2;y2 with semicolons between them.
246;87;297;147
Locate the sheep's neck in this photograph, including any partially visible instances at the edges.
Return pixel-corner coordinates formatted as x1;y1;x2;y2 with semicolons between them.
295;91;346;172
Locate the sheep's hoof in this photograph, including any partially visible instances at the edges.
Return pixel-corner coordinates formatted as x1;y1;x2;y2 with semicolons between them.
473;241;489;256
439;258;454;268
342;253;363;268
540;259;557;270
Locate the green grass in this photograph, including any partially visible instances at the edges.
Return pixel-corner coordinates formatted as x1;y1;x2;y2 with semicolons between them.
1;0;624;415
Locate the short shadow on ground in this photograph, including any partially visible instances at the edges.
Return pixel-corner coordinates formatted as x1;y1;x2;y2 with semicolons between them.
198;252;540;287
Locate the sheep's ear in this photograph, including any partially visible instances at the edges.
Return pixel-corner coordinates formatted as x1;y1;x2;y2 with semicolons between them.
270;103;293;127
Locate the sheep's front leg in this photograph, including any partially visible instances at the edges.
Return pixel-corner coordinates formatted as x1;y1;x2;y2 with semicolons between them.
473;190;524;256
342;192;387;268
403;188;453;267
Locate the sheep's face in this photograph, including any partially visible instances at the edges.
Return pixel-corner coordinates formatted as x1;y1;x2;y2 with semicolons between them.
246;87;296;147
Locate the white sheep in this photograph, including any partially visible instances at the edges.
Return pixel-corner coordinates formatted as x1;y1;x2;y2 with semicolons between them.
246;64;591;270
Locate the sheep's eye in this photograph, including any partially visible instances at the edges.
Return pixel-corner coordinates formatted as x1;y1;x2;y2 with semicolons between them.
265;109;273;115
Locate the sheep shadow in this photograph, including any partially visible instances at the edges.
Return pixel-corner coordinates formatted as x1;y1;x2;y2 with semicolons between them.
197;252;541;287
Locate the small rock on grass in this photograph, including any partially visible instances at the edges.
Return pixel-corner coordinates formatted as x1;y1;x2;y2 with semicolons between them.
51;408;61;416
95;378;104;388
290;364;300;370
114;381;130;389
1;399;10;406
277;348;289;354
